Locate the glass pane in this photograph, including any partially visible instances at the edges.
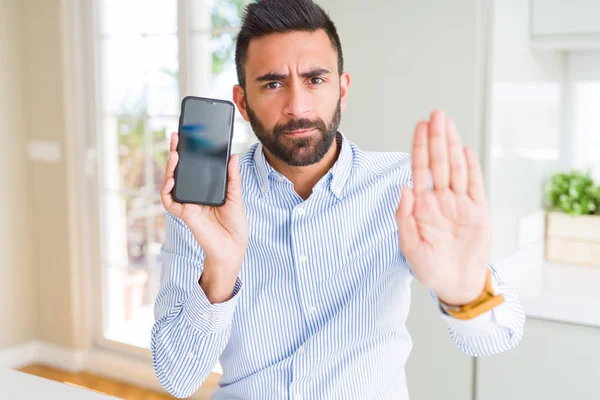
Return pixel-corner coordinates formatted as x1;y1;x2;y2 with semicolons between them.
151;206;166;248
101;115;147;194
103;265;156;349
189;31;238;96
100;35;179;115
211;0;245;29
125;195;149;268
103;203;163;349
150;117;177;193
149;201;167;270
101;115;149;194
102;118;179;195
575;82;600;182
99;0;178;36
101;192;147;267
189;0;245;31
103;194;167;271
101;195;162;282
210;32;237;82
146;36;180;116
101;192;129;267
99;36;146;115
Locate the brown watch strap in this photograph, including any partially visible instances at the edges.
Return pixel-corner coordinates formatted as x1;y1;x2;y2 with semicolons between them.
440;269;505;320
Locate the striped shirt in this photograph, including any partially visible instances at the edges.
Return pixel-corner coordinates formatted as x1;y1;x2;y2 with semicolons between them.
151;132;525;399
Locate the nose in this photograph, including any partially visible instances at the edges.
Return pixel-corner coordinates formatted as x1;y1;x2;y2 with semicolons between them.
283;82;312;119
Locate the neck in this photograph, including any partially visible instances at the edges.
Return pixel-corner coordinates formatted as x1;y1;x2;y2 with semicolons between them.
263;135;341;201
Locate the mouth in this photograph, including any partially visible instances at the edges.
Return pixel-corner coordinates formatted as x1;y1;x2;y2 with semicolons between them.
286;128;316;136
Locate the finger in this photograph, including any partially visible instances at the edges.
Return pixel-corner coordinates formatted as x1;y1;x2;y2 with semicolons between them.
170;132;179;152
397;186;415;218
447;118;467;194
164;150;179;182
428;110;449;191
396;187;420;254
162;176;175;199
412;121;430;194
464;147;487;205
161;177;183;215
226;154;243;203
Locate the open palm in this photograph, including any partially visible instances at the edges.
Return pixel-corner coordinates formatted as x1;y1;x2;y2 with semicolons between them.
396;111;491;306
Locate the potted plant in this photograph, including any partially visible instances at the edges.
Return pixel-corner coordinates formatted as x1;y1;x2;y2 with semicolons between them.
543;170;600;266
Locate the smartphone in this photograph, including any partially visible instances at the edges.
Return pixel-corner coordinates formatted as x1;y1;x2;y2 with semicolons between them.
172;96;235;206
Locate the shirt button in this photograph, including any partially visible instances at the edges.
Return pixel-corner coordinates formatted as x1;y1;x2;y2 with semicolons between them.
298;346;305;355
294;394;302;400
187;352;195;359
308;305;316;313
296;208;306;215
299;255;308;262
201;312;210;320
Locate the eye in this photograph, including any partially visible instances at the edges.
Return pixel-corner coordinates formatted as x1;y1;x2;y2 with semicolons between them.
310;77;325;85
264;82;282;90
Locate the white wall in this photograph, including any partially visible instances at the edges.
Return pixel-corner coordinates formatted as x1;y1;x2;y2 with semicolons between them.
0;0;76;351
22;0;76;348
0;0;37;349
319;0;487;154
487;0;565;260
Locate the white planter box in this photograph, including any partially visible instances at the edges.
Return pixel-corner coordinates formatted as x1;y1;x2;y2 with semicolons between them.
545;211;600;266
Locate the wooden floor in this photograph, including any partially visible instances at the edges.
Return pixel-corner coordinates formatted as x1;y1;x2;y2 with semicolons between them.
17;364;173;399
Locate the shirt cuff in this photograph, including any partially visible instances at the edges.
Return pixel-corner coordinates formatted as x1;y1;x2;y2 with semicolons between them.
438;286;515;336
439;305;495;335
181;276;243;335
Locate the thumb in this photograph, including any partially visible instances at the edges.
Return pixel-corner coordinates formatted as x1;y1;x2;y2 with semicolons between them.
226;154;243;203
396;187;419;254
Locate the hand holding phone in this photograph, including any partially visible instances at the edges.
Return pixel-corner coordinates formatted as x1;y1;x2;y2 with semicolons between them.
160;107;249;303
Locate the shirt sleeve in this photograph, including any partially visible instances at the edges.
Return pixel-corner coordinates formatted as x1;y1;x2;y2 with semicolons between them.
151;211;243;398
432;263;526;357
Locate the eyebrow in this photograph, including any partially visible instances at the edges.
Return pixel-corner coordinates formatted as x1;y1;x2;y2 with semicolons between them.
255;68;331;82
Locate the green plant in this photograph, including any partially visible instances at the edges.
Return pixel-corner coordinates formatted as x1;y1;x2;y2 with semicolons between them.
116;92;169;206
544;170;600;216
211;0;246;76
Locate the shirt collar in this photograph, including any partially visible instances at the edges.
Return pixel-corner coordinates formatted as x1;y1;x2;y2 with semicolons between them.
253;131;353;200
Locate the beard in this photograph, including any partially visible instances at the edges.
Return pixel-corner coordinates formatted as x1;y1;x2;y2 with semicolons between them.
245;97;342;167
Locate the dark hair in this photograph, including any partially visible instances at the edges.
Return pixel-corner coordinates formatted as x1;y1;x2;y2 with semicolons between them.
235;0;344;89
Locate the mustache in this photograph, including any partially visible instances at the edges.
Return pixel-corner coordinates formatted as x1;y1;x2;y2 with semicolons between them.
273;118;327;136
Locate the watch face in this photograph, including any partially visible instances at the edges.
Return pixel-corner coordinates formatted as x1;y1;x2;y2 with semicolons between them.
439;303;459;315
445;305;462;312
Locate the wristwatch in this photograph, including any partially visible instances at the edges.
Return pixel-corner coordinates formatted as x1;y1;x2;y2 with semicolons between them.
438;269;505;320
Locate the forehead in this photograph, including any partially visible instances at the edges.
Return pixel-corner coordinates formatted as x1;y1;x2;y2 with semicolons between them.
245;29;337;76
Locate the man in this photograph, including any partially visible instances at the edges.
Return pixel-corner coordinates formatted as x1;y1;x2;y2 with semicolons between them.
152;0;525;398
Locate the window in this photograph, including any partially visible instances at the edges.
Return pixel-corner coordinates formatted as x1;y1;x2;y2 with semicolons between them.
564;51;600;182
487;50;600;261
94;0;254;351
573;81;600;182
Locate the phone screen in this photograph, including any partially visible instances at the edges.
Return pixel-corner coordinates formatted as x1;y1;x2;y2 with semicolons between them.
173;96;235;206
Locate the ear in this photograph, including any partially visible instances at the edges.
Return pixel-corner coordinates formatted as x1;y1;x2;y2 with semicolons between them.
233;84;250;122
339;72;351;112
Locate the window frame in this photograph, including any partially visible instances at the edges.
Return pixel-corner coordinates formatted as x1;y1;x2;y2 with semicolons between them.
83;0;251;364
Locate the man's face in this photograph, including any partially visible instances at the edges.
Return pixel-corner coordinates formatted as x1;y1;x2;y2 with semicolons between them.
234;29;350;167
